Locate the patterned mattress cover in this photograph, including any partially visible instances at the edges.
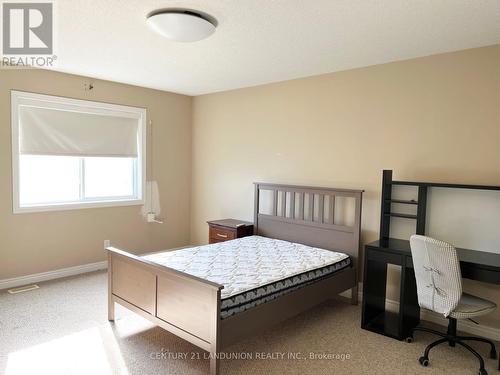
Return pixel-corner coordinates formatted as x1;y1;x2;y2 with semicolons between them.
143;236;351;319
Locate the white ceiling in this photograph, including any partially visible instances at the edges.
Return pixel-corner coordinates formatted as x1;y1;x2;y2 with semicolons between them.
52;0;500;96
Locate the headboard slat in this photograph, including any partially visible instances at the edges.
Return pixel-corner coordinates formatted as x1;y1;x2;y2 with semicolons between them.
307;193;314;221
289;191;295;220
298;192;305;220
318;194;325;223
272;189;278;216
280;190;286;217
328;195;335;225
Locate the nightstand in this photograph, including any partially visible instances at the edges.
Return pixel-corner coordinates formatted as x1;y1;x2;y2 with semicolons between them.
207;219;254;244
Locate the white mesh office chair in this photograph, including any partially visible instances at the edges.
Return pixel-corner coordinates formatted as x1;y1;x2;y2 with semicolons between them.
409;235;497;375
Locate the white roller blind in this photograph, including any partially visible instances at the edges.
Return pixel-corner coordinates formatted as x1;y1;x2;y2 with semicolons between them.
19;106;139;157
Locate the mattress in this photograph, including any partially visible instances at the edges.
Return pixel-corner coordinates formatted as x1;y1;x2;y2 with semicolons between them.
143;235;351;319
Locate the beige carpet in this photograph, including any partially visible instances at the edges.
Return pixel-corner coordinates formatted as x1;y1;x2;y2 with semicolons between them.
0;271;497;375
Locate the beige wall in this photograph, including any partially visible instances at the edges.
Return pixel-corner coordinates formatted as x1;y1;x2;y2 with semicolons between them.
0;69;192;279
191;45;500;325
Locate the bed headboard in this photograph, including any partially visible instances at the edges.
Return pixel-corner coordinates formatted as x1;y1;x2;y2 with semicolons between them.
254;182;363;270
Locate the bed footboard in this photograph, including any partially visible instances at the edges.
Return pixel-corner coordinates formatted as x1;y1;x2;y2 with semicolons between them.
106;246;223;375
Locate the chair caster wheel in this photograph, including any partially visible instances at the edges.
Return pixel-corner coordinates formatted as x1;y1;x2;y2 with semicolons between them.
405;336;413;343
478;369;487;375
490;349;497;359
419;357;429;367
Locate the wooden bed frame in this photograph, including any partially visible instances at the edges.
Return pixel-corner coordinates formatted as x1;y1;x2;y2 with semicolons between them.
106;183;363;375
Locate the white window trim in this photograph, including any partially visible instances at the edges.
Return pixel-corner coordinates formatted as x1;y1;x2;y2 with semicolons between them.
11;90;147;214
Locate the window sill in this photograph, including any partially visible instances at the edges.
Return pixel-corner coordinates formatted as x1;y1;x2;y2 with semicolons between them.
13;198;144;214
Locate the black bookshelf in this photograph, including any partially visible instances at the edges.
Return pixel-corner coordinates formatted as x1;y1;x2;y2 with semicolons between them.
379;170;429;239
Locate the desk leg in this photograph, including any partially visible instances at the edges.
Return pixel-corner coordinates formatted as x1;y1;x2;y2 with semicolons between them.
361;259;388;331
400;267;420;339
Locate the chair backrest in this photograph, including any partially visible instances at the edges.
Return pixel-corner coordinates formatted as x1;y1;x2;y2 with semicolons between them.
409;235;462;317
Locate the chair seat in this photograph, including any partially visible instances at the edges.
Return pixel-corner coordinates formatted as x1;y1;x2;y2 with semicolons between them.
449;293;497;319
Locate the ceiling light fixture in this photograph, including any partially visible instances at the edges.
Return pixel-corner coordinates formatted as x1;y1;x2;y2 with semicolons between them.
147;9;217;43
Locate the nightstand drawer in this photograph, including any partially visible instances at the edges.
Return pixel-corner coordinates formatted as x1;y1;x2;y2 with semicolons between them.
207;219;253;244
209;227;236;242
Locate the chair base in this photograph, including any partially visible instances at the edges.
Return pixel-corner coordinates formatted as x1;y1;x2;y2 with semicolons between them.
408;318;496;375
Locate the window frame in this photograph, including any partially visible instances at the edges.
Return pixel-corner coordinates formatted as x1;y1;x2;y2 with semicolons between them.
11;90;146;214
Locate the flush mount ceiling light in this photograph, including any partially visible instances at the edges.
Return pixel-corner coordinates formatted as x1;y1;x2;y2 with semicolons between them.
147;9;217;42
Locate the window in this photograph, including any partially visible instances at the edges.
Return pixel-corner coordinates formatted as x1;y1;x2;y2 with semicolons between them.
11;91;146;213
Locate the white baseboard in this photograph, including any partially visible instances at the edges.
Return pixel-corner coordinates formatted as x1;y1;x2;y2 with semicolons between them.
0;260;108;291
0;247;168;292
341;285;500;342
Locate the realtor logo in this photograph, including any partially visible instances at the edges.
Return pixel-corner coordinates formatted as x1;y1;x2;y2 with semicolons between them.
2;2;53;55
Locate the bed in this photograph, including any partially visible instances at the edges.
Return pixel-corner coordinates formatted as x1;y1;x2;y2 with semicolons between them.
106;183;363;375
